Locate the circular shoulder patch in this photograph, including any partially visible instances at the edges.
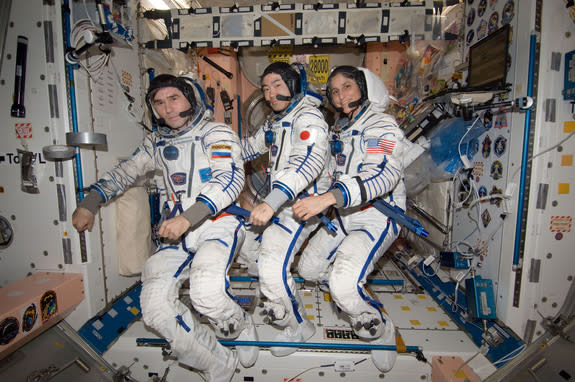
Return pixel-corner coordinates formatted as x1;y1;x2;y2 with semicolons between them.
300;130;311;141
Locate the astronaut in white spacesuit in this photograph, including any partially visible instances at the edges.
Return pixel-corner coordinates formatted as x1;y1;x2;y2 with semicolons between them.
293;66;407;372
72;74;257;382
241;62;332;356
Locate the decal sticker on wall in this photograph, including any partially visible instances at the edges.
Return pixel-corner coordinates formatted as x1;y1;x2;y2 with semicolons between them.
121;70;133;89
478;0;487;17
482;135;492;158
491;160;503;180
481;209;491;227
0;317;19;345
473;161;484;178
494;111;508;129
494;135;507;157
22;303;38;332
15;123;32;139
477;20;488;40
467;7;476;26
490;186;503;207
488;11;500;33
502;0;515;25
477;239;488;258
41;290;58;323
309;55;330;84
550;216;571;233
478;185;488;200
466;29;476;45
469;138;480;157
483;111;493;129
558;183;570;194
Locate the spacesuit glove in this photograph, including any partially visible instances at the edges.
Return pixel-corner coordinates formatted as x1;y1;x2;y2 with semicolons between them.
351;312;382;339
212;315;244;339
259;301;288;325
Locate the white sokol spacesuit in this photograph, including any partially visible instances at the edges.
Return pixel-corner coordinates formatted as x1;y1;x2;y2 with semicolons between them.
81;75;254;381
241;63;332;356
298;67;409;372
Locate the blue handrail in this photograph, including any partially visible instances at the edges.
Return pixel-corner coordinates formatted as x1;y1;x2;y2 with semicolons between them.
512;34;536;268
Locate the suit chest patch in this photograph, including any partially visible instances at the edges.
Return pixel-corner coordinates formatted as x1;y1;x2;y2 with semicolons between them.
171;172;187;185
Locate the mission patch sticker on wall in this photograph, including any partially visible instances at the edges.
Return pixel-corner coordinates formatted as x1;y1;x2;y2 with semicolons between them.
0;317;19;345
482;135;492;158
22;303;38;332
41;290;58;323
491;160;503;180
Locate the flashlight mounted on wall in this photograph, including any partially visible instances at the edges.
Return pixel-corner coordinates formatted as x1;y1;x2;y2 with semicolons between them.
10;35;28;118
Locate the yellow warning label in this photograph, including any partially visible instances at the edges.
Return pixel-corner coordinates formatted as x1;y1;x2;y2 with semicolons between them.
308;55;330;84
268;45;293;63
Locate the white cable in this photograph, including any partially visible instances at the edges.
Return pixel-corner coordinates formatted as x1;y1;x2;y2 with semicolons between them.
508;129;575;197
449;349;483;382
82;0;97;29
422;260;440;277
491;344;526;366
458;116;480;169
452;266;473;312
466;194;511;212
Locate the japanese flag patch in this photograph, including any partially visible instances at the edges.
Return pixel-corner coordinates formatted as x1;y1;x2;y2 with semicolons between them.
366;137;395;155
297;128;318;144
211;144;232;159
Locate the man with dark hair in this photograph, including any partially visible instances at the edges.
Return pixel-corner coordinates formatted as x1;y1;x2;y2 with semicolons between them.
241;62;332;356
72;73;257;381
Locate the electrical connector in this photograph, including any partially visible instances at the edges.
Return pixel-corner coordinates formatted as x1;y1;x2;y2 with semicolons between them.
424;255;436;266
334;360;355;372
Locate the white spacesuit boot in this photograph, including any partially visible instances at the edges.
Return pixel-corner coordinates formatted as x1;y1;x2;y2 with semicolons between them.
268;294;316;357
236;313;259;368
270;316;315;357
370;313;397;373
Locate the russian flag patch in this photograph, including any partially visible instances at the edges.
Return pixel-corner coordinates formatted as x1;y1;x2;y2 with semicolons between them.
211;144;232;159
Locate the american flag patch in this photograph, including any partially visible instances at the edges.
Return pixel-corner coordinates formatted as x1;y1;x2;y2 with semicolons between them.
211;144;232;159
366;138;395;155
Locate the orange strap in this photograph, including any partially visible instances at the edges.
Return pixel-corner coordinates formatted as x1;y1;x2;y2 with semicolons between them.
211;212;233;221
